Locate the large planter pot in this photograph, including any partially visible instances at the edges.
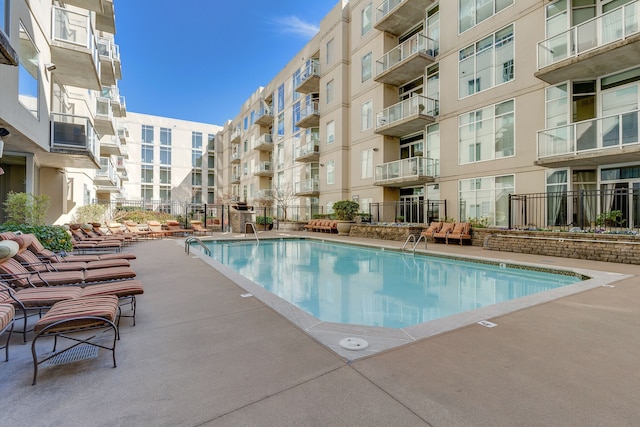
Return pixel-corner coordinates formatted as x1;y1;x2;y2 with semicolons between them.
336;221;354;236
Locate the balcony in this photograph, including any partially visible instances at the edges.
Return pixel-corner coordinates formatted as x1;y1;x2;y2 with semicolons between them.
60;0;105;13
255;189;274;200
536;1;640;84
254;162;273;177
97;37;121;86
295;179;320;197
296;101;320;128
230;151;241;164
117;125;129;144
295;141;320;162
116;155;126;170
95;97;116;137
252;133;274;151
375;33;436;86
95;157;117;187
374;0;435;36
374;157;438;187
100;135;121;157
101;86;125;117
231;174;241;184
96;0;116;34
254;106;274;126
50;6;101;91
536;109;640;167
48;113;100;168
0;28;18;66
230;127;241;144
375;95;438;137
295;58;320;94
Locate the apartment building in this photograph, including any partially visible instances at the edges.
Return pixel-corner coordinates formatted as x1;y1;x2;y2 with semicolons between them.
0;0;126;224
215;0;640;227
121;112;221;206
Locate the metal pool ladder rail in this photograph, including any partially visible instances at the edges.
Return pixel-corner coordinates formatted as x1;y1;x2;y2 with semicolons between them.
244;222;259;244
402;233;426;253
185;236;211;256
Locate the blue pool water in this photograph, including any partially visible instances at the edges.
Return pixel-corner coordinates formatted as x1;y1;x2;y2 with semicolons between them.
200;239;582;328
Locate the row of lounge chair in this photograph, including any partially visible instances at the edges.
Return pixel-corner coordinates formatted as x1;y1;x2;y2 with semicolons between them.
421;221;472;245
0;231;144;384
304;219;339;233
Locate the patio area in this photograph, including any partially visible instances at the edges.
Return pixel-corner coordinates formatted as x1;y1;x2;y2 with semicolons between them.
1;232;639;426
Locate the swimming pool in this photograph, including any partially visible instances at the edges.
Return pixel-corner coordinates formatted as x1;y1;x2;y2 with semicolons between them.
198;238;583;329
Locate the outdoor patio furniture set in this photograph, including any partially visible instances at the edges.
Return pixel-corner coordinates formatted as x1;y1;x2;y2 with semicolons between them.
421;221;472;245
0;230;144;385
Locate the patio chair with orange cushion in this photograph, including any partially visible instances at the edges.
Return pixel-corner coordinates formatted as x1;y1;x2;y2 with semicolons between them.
146;221;170;239
433;222;455;243
421;222;443;240
304;219;318;231
0;301;14;362
22;233;136;263
31;294;120;385
446;222;472;245
191;221;213;235
165;220;193;237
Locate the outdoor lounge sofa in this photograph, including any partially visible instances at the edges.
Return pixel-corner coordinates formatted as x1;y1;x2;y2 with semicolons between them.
446;222;472;245
433;222;455;243
420;221;443;244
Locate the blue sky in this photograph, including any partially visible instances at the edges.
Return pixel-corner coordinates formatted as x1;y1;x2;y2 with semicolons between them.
117;0;339;125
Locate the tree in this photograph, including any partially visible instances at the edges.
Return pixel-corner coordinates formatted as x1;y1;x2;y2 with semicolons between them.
3;192;50;225
271;183;297;221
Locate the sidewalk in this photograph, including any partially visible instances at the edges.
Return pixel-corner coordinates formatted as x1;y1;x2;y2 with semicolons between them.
1;234;639;426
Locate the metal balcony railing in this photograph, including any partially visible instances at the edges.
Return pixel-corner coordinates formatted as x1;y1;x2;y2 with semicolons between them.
375;33;437;76
537;0;640;69
255;162;273;173
537;109;640;158
375;0;404;23
294;58;320;89
295;142;319;158
374;157;439;182
51;112;98;155
295;178;319;194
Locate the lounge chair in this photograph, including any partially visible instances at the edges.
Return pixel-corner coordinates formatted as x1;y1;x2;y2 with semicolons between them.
146;221;170;238
0;301;14;361
31;294;120;385
190;220;213;235
421;222;443;245
123;221;153;239
165;220;193;237
22;233;137;262
433;222;455;243
446;222;472;245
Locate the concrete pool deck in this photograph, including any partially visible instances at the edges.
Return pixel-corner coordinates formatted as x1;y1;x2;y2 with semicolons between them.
1;231;639;426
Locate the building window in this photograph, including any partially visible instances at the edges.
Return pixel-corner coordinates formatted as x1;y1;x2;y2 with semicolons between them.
292;70;301;101
459;174;513;227
160;187;171;201
361;149;373;179
142;125;154;143
160;127;172;146
361;101;372;131
243;116;248;130
326;38;334;64
459;25;514;98
192;170;202;186
207;191;215;204
18;24;39;118
277;84;285;113
141;165;153;183
326;79;334;104
1;0;8;35
361;52;372;82
160;146;171;165
141;185;153;200
208;154;215;169
159;166;171;184
192;132;203;167
292;101;301;133
207;173;215;186
326;160;335;185
208;134;215;151
326;120;335;144
243;162;248;176
458;99;515;164
277;112;285;137
459;0;513;33
141;144;154;164
362;3;372;36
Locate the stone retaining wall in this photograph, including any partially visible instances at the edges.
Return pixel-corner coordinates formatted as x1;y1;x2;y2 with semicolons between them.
349;225;640;264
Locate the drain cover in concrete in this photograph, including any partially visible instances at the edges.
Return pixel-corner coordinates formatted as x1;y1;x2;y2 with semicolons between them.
339;337;369;351
45;345;99;366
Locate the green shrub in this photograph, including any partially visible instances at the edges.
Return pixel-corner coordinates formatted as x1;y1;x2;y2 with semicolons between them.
332;200;360;221
0;224;72;252
3;192;50;226
72;204;108;225
256;215;273;225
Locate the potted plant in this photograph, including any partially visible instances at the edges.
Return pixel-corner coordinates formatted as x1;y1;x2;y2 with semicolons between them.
332;200;359;235
256;215;274;230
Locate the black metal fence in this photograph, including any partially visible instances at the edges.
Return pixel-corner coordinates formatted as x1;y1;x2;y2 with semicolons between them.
509;188;640;232
368;200;447;224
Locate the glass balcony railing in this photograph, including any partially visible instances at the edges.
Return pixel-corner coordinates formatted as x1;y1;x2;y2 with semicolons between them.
295;142;319;158
231;174;241;182
376;0;404;22
376;95;438;128
231;151;241;161
374;157;439;182
96;157;117;183
101;85;120;101
295;178;319;194
538;0;640;69
538;109;640;158
96;96;113;120
300;101;319;120
294;58;320;89
255;162;273;174
252;133;274;150
376;33;437;76
230;127;241;143
52;6;99;71
51;112;98;156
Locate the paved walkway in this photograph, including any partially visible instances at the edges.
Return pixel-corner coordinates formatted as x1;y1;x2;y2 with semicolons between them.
1;233;639;426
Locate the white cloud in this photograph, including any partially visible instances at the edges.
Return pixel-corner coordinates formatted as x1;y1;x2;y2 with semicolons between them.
272;16;319;38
